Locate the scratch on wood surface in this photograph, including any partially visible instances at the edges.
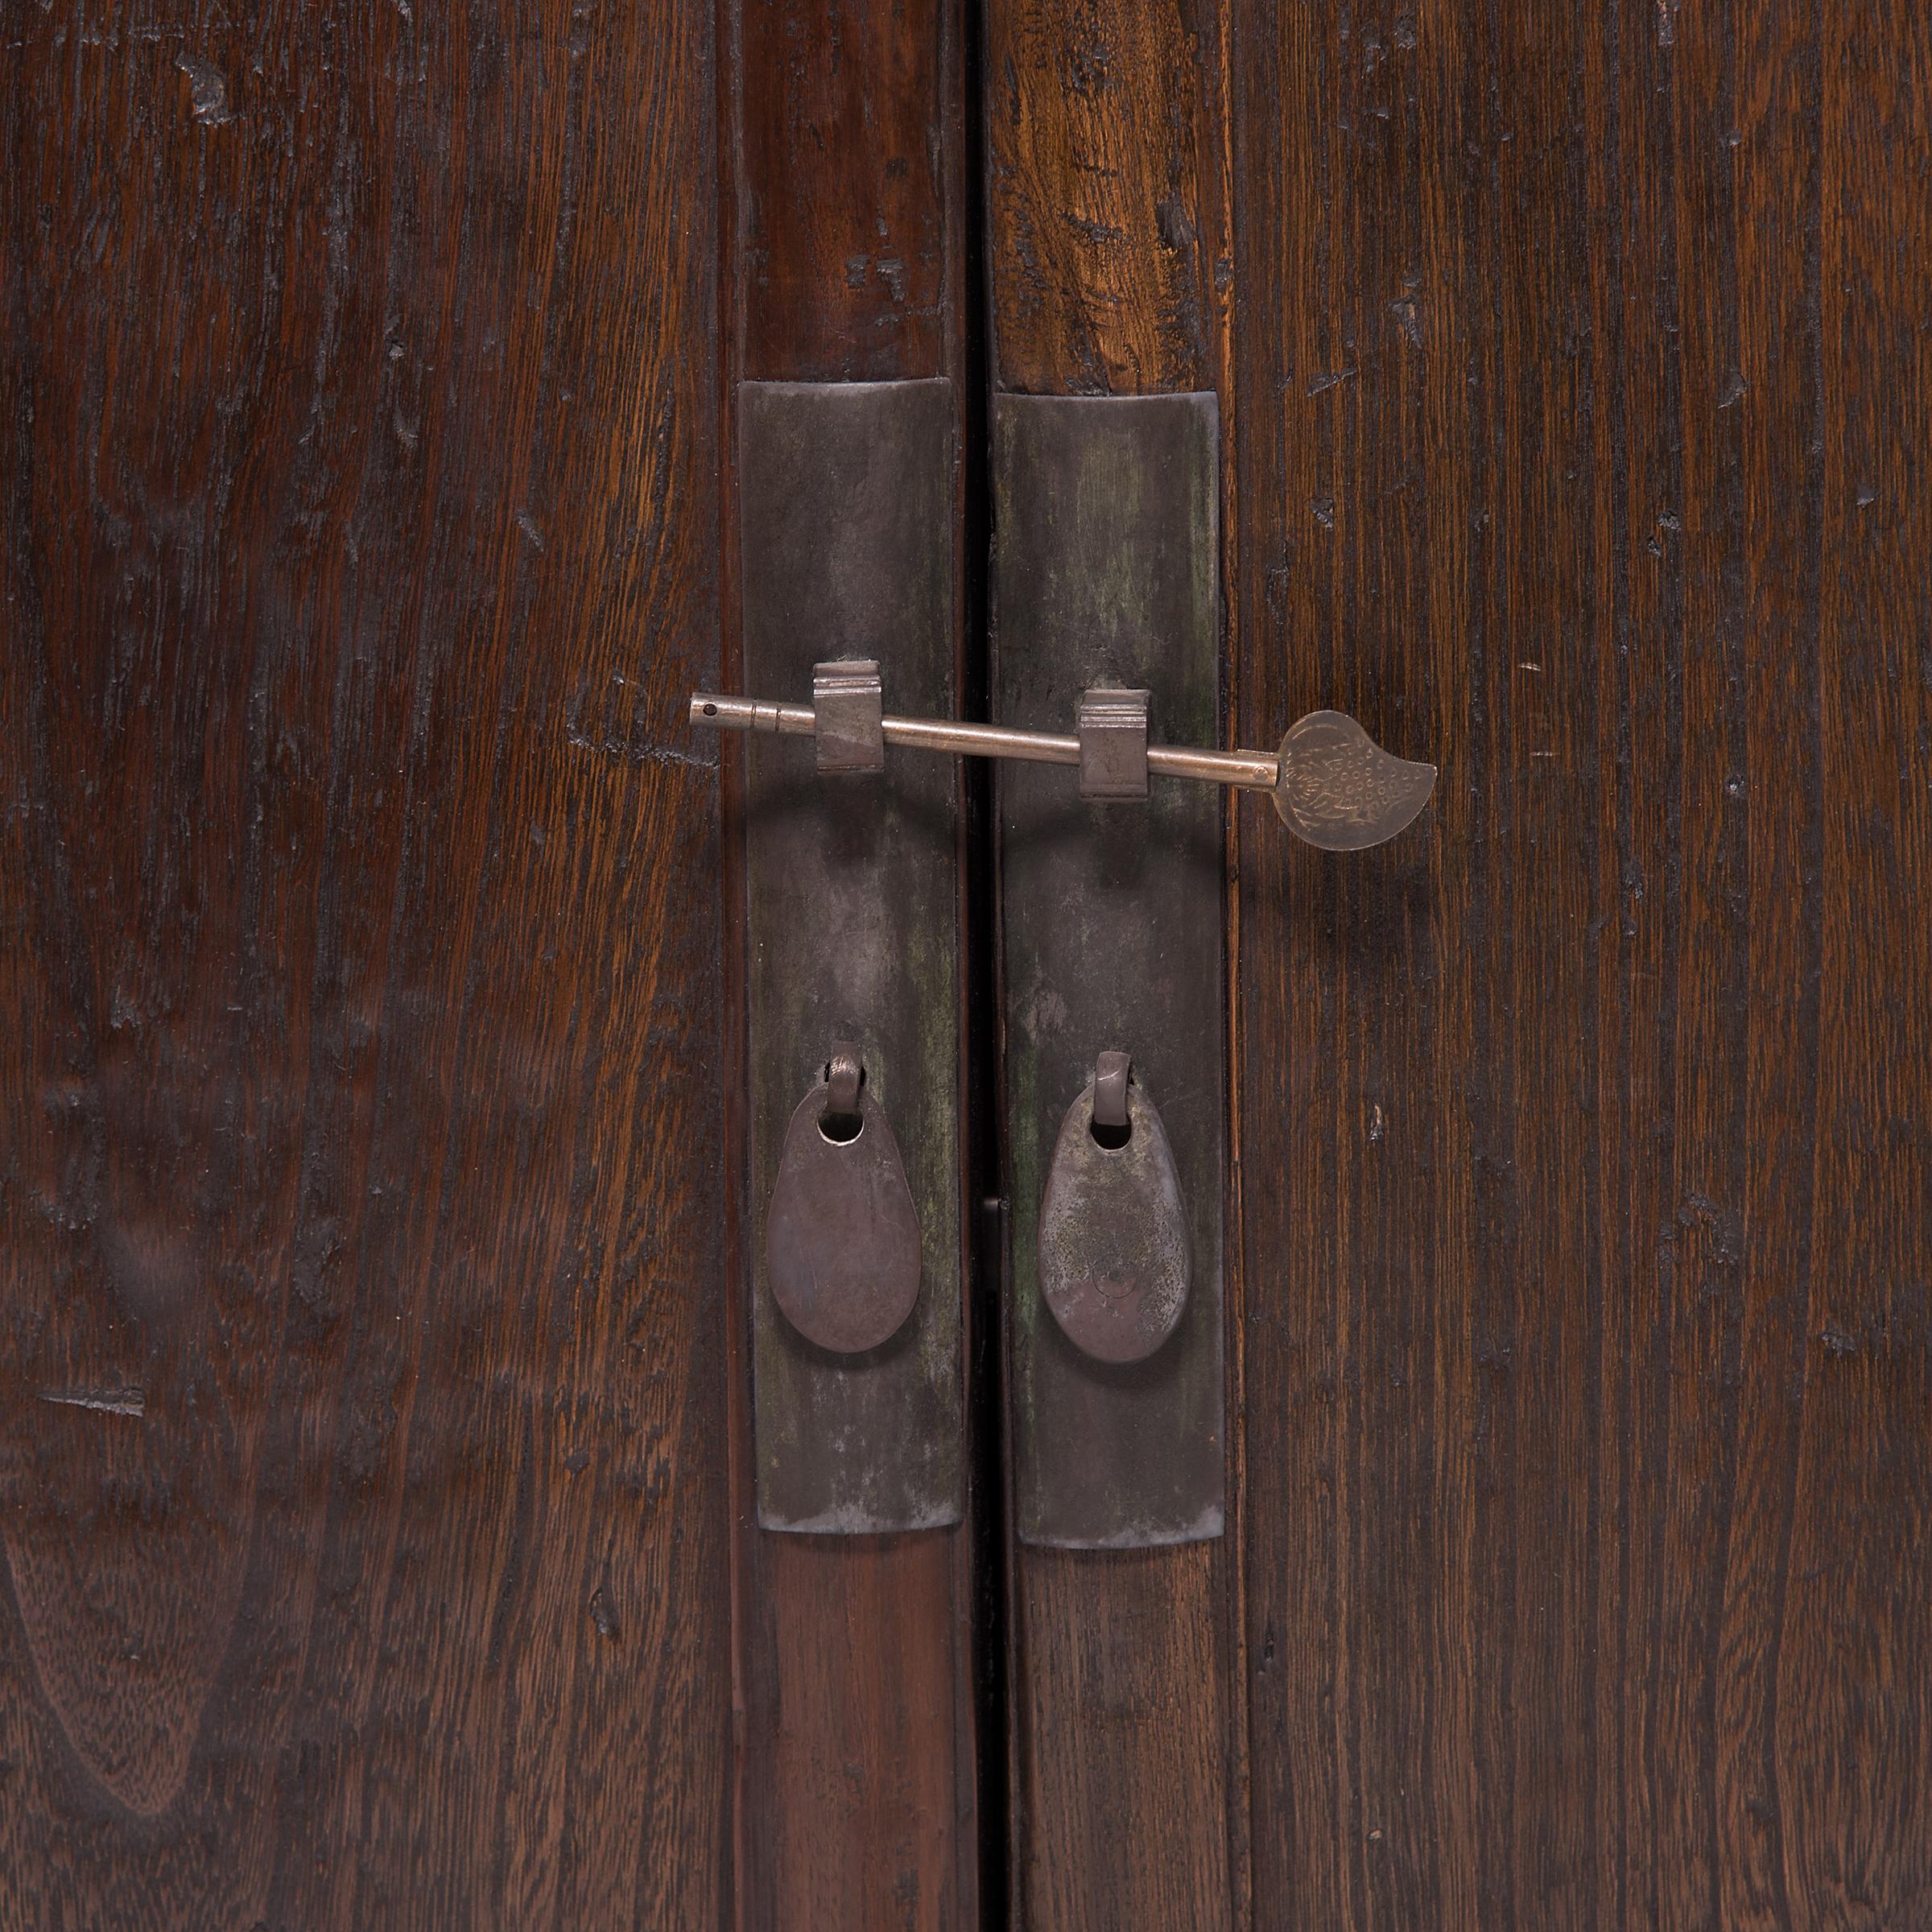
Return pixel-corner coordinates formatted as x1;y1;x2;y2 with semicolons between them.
38;1387;146;1418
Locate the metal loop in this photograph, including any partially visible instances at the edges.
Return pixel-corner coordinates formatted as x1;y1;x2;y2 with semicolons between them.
824;1042;864;1125
1092;1050;1132;1132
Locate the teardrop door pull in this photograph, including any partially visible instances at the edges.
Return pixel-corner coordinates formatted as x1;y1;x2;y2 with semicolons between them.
1038;1052;1191;1365
766;1044;923;1356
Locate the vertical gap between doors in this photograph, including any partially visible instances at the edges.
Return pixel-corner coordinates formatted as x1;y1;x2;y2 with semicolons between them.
958;0;1013;1914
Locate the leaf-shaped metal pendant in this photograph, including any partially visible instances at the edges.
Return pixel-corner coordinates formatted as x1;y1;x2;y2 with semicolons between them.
1274;708;1438;850
766;1054;921;1355
1038;1060;1190;1365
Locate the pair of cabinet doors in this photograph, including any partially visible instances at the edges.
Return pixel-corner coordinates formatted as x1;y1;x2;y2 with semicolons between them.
4;0;1928;1926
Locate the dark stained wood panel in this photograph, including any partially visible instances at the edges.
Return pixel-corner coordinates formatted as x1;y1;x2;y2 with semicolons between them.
0;1;731;1923
740;0;956;381
1232;0;1932;1922
982;2;1245;1924
725;1;980;1925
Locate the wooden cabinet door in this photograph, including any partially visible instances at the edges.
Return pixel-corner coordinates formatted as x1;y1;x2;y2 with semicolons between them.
8;1;1930;1927
724;2;985;1924
1;3;742;1925
985;1;1932;1926
3;2;985;1927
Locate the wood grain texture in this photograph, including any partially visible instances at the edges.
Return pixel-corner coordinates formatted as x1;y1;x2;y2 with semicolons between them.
740;0;956;381
0;1;729;1925
983;2;1244;1924
725;2;980;1926
985;0;1231;394
1233;0;1932;1922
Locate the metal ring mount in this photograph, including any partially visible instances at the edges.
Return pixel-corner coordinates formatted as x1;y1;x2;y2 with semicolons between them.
1092;1050;1131;1133
823;1042;864;1133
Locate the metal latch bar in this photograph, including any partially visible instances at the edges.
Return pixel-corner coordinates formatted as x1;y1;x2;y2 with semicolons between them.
690;667;1435;852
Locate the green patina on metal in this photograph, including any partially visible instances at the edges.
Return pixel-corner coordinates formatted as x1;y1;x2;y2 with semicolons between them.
993;390;1226;1548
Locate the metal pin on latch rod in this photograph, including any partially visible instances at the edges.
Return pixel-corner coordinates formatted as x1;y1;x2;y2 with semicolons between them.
690;658;1438;852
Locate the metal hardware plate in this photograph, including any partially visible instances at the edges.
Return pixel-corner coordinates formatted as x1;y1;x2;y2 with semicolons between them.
766;1054;923;1356
1038;1064;1191;1366
993;390;1226;1548
741;379;962;1533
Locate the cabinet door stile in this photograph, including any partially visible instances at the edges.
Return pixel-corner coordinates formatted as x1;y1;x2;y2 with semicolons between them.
983;3;1249;1922
721;2;981;1926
